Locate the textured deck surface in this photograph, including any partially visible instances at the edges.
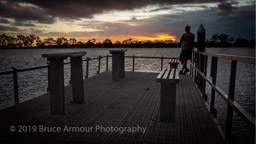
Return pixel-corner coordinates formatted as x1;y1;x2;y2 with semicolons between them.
0;72;224;144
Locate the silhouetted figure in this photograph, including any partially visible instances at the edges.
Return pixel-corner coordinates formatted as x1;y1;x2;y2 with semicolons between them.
179;26;195;74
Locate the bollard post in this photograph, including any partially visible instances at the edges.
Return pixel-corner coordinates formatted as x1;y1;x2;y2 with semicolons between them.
12;67;19;104
197;24;206;91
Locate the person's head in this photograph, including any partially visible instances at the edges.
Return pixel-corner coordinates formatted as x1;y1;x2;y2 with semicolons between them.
185;26;190;32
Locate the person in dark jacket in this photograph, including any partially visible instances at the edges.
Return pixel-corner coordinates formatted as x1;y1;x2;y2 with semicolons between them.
179;25;195;74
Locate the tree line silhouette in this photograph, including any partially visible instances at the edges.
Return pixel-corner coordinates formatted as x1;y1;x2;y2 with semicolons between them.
0;34;254;48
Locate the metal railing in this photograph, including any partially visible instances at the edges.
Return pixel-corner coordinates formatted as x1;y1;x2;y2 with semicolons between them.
126;55;178;71
0;55;109;105
0;55;176;107
190;51;255;143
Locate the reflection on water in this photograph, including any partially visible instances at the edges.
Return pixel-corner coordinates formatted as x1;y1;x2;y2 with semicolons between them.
0;48;255;142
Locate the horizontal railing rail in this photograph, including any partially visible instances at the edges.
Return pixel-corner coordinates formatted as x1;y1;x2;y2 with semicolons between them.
126;56;178;59
0;70;13;75
191;51;255;143
196;51;255;64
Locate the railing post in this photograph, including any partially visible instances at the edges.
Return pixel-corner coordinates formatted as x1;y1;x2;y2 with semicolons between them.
197;53;202;88
193;52;197;82
132;55;135;72
106;55;109;71
161;56;163;71
225;60;237;144
85;57;90;78
191;52;194;76
47;62;50;92
190;51;195;80
12;67;19;104
210;57;218;117
202;55;208;101
97;55;101;74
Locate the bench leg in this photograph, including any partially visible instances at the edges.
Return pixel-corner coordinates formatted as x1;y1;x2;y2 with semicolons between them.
112;53;120;82
169;64;178;69
160;82;176;122
71;56;85;103
119;52;125;78
49;58;65;115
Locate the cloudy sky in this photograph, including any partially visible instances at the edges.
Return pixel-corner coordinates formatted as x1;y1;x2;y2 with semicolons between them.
0;0;255;42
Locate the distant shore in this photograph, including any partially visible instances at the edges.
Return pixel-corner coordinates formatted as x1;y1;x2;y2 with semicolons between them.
0;47;255;50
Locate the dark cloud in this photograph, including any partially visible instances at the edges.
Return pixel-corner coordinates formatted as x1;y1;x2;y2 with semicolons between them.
0;18;10;24
217;3;255;18
4;0;221;20
0;1;55;24
217;2;235;10
0;25;19;31
158;8;255;40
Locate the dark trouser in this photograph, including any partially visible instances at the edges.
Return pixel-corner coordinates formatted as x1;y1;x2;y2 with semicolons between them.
179;49;192;61
179;49;192;71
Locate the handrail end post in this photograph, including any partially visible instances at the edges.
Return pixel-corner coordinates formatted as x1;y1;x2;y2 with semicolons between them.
12;67;19;104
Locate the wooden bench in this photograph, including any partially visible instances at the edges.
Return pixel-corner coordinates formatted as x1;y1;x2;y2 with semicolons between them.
168;59;179;69
156;68;179;122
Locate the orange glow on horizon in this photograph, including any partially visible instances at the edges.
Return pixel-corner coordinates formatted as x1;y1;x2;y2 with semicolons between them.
131;33;176;42
90;33;177;43
38;33;177;43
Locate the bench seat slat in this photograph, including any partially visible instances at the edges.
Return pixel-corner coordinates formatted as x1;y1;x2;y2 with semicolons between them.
162;68;171;79
156;68;167;79
175;70;179;79
168;68;174;79
168;59;179;64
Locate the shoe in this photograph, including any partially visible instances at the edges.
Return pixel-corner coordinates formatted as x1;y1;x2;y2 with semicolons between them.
184;68;190;74
179;70;185;75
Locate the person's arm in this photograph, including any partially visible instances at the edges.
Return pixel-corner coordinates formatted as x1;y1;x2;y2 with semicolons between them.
180;35;184;45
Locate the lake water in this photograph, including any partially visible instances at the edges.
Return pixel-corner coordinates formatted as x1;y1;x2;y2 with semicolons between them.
0;47;255;142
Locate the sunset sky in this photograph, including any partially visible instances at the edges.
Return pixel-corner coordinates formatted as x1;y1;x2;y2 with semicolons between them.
0;0;255;42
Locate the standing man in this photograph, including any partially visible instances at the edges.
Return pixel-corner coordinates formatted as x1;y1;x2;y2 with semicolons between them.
179;25;195;74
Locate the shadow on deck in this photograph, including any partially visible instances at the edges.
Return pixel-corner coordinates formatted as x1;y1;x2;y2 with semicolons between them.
0;72;224;144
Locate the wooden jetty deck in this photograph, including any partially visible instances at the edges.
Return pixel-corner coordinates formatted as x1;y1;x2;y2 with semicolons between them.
0;72;224;144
